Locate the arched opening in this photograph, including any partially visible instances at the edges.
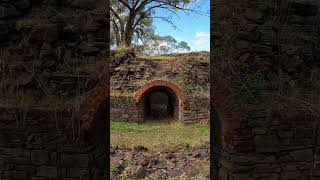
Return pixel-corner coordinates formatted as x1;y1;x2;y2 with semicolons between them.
141;87;179;121
133;80;185;122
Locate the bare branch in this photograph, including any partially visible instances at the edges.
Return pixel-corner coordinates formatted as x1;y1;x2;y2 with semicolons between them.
110;7;125;33
117;0;132;10
147;16;181;31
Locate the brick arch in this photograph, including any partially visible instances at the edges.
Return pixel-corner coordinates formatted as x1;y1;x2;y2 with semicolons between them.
133;80;186;108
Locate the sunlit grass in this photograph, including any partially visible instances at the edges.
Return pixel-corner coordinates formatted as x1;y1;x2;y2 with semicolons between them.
110;120;209;151
138;54;175;60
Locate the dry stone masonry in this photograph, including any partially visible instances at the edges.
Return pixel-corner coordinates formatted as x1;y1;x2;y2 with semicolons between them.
0;106;107;179
110;50;210;123
0;0;107;100
0;0;319;179
212;0;320;179
0;0;108;179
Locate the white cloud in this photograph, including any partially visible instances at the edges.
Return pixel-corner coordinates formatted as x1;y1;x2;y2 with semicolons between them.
192;32;210;46
190;32;210;51
159;42;168;47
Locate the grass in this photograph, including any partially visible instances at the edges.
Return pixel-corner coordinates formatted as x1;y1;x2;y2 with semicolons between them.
0;91;78;110
110;121;209;151
110;91;133;97
138;54;175;60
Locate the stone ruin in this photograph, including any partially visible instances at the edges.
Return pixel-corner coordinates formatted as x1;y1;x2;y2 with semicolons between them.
109;50;210;123
211;0;320;179
0;0;319;179
0;0;109;179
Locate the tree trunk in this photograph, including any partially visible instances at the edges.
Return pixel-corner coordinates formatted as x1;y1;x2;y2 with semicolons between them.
124;29;133;46
123;11;137;47
111;22;121;46
115;33;120;47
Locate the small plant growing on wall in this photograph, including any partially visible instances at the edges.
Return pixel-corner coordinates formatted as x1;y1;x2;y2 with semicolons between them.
237;70;266;105
185;84;194;93
111;164;127;175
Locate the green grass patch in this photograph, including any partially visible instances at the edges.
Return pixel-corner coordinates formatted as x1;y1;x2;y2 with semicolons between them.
0;91;78;109
194;124;210;133
138;54;175;60
111;121;209;151
111;121;146;129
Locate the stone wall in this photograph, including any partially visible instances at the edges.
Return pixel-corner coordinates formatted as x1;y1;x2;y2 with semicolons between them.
110;50;209;95
109;45;209;125
110;96;139;122
181;95;210;123
0;0;107;100
0;106;106;179
212;0;320;179
110;94;209;123
0;0;108;179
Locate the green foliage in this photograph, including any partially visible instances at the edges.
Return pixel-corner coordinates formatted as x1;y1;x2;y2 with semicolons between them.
0;91;76;109
111;0;198;47
16;92;33;106
194;124;210;133
178;41;191;52
118;175;127;180
237;70;266;105
111;121;146;129
114;45;135;53
40;95;74;109
111;164;127;175
138;34;191;54
213;47;226;58
111;121;209;150
185;84;194;93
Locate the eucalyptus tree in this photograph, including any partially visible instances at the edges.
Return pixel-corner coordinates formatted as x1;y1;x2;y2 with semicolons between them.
110;0;198;46
138;34;191;54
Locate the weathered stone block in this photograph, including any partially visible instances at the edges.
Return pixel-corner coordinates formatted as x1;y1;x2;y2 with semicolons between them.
290;149;313;161
31;150;49;165
31;177;49;180
252;173;279;180
66;167;88;177
3;170;28;179
36;166;57;178
60;154;89;167
0;4;21;19
231;173;254;180
254;135;280;153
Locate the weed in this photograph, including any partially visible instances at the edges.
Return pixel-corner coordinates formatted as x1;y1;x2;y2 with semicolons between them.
237;70;266;105
118;175;128;180
111;164;127;175
185;84;194;93
213;47;226;58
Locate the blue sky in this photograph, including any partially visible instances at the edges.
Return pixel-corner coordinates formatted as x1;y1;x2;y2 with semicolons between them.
152;0;210;52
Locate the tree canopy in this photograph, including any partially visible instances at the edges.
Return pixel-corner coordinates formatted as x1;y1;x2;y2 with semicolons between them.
110;0;200;53
134;34;191;54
